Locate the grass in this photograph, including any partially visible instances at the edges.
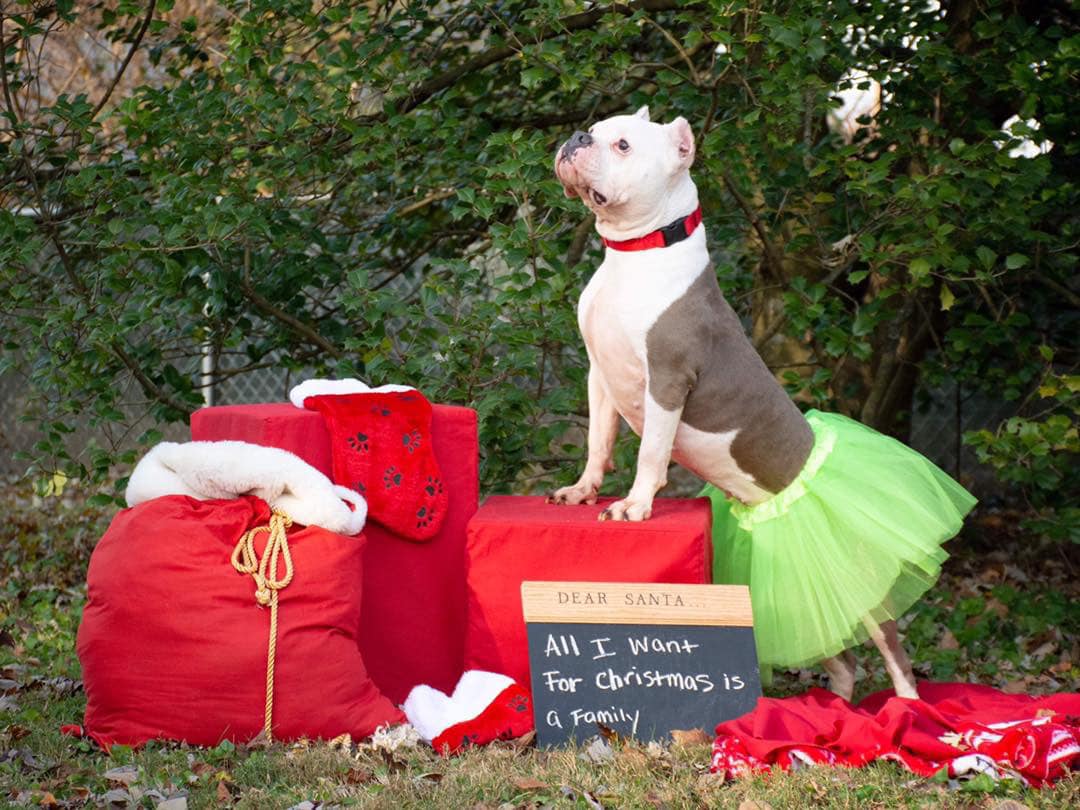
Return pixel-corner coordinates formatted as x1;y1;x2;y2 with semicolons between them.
1;484;1078;808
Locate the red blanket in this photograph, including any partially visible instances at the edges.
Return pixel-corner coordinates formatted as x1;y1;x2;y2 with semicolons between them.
711;682;1080;787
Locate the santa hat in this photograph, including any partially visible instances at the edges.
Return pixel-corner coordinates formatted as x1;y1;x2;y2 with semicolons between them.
125;440;366;535
403;671;534;755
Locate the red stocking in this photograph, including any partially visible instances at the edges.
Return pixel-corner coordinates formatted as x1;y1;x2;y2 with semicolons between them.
303;388;447;541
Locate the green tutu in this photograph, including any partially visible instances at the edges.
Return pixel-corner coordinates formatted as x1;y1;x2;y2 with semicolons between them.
701;410;975;683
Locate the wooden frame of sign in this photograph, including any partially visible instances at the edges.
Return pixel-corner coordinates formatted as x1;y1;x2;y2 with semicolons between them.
522;581;760;746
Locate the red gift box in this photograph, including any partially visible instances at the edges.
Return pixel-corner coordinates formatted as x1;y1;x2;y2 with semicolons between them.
190;402;479;703
463;496;713;686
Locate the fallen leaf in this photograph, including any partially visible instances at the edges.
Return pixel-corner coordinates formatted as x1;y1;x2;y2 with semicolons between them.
597;722;622;744
101;788;131;807
6;724;30;740
617;748;648;769
156;796;189;810
414;772;443;783
670;728;710;747
511;776;547;791
1030;641;1057;659
37;791;58;808
104;765;139;786
1002;679;1029;694
284;803;317;810
987;800;1031;810
345;767;374;785
1035;709;1057;718
1003;564;1030;584
579;737;614;764
985;598;1009;619
939;629;960;650
191;761;214;777
245;730;273;749
379;748;407;774
645;741;669;760
327;733;352;749
509;729;536;753
738;801;774;810
216;781;232;804
1050;658;1073;674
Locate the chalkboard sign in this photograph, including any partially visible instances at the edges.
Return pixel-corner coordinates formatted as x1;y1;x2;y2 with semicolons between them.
522;581;761;746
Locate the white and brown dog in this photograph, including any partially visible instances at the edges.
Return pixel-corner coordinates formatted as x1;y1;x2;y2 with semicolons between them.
549;106;917;700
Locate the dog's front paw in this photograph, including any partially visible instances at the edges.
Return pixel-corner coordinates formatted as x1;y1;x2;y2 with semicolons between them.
547;482;599;506
599;498;652;522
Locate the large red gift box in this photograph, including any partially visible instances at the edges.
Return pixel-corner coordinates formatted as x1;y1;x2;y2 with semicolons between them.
463;496;713;687
190;402;479;703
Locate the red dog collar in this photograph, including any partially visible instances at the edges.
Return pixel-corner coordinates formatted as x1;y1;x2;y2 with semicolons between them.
601;206;703;252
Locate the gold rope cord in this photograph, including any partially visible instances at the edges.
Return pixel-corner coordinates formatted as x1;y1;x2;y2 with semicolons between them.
230;509;294;740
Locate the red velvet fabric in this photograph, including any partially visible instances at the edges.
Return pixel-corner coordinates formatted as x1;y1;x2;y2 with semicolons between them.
463;496;713;686
190;402;480;703
431;682;535;755
711;683;1080;786
303;390;449;541
77;495;404;747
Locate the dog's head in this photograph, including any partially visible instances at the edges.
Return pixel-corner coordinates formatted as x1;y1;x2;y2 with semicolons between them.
554;107;696;234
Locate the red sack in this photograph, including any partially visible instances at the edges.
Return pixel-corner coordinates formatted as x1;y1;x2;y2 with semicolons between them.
77;495;403;747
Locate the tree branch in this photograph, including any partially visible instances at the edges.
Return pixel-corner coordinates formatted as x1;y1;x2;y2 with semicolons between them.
720;170;786;283
239;277;344;359
400;0;690;114
90;0;157;120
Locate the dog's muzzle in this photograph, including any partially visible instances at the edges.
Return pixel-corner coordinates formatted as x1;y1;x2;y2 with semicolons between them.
560;130;593;163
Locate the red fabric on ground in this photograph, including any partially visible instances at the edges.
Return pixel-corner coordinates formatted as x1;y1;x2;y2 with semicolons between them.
711;682;1080;786
464;496;713;687
190;402;480;703
77;495;404;747
304;389;448;541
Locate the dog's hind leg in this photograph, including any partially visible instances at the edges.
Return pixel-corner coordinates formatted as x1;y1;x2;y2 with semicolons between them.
822;650;857;701
864;618;918;699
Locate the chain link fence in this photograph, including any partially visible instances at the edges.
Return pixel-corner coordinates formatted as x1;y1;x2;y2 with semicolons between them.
2;361;1015;496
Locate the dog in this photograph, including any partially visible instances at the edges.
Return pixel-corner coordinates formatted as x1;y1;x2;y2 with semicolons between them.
548;106;918;700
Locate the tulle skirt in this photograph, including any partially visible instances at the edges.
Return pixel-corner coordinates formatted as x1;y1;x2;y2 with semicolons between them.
701;410;976;682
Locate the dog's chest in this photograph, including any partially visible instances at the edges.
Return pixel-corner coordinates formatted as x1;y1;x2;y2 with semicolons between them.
577;244;705;430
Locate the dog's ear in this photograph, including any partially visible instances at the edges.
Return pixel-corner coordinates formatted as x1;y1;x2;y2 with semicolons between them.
634;105;650;122
668;117;695;170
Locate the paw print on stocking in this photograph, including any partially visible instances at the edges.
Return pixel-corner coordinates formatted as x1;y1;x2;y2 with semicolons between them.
424;476;443;498
416;503;438;530
384;466;403;489
402;429;422;454
508;693;530;713
347;432;369;453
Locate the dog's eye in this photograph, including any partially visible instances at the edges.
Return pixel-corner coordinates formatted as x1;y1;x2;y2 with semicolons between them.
617;139;630;152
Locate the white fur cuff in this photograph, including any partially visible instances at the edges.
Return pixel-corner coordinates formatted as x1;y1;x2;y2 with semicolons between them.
126;440;366;535
289;378;416;409
402;671;515;742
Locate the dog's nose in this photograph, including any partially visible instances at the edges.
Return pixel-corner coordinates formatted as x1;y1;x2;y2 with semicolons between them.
570;131;592;148
561;130;593;162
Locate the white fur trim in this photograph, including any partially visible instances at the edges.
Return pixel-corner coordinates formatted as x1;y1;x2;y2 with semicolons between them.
402;670;515;742
126;441;366;535
288;378;416;409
